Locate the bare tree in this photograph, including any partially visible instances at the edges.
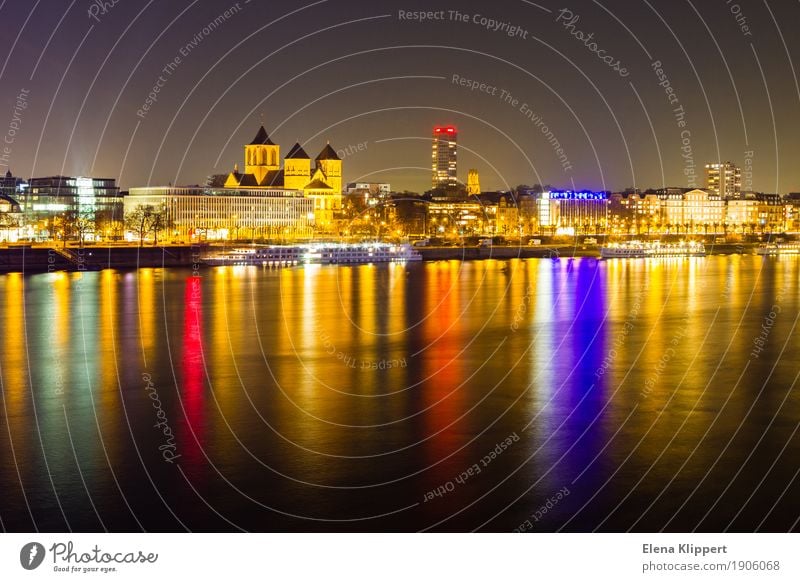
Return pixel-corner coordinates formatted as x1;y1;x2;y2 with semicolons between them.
125;204;154;247
52;208;94;247
148;204;173;246
74;207;95;248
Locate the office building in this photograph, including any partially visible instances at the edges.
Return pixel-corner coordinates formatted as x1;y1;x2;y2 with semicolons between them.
17;176;123;240
432;126;458;189
705;162;741;199
124;186;314;241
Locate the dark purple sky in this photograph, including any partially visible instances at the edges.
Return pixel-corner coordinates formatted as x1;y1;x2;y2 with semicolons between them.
1;0;798;193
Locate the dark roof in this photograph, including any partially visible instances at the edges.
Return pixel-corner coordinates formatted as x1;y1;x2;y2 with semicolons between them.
286;142;310;159
249;125;275;145
304;179;333;190
261;170;285;187
238;174;261;187
229;171;287;188
315;143;340;160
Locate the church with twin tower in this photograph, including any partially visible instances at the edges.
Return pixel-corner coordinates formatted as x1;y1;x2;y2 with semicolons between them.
224;125;342;227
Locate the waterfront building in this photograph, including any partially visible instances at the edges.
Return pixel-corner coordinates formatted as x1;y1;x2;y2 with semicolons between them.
224;126;343;228
17;176;123;240
472;192;519;236
0;186;22;242
535;190;609;235
124;186;314;241
682;189;724;232
495;194;519;235
784;198;799;232
426;199;485;235
605;188;787;235
431;126;458;189
653;188;688;229
638;193;662;225
706;161;742;199
725;192;784;233
608;191;664;234
517;193;538;234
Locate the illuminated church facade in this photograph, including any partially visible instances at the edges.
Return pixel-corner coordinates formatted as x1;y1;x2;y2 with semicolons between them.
225;126;343;227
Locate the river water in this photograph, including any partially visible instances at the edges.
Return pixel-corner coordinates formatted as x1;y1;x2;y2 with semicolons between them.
1;256;798;531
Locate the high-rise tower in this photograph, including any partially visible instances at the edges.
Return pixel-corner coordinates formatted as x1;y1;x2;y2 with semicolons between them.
432;126;458;189
705;162;741;199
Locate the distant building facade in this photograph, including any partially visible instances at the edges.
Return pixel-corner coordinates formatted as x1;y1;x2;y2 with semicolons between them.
346;182;391;197
0;170;26;199
426;199;484;235
536;190;609;234
17;176;123;240
431;126;458;189
705;162;741;199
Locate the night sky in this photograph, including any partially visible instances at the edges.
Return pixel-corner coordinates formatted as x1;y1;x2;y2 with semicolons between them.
1;0;798;193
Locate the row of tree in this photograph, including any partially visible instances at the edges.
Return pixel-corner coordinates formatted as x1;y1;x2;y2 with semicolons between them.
0;203;172;246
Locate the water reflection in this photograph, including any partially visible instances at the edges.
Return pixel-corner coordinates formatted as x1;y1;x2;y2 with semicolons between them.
1;256;799;532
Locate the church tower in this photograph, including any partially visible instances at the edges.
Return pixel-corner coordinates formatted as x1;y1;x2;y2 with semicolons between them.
284;143;311;191
466;169;481;195
315;143;342;194
244;126;280;185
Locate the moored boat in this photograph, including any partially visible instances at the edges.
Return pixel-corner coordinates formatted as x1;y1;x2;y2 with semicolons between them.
301;243;422;264
755;243;800;256
202;246;302;267
599;240;706;259
202;243;421;266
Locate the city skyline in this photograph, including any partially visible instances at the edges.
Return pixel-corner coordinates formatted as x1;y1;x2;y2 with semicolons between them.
0;136;787;198
1;1;799;195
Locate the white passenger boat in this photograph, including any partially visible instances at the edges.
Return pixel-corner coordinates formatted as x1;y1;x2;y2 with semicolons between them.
599;240;706;259
755;243;800;256
202;246;302;267
203;243;421;266
301;243;422;264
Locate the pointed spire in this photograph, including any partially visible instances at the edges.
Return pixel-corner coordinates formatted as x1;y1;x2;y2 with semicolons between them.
249;125;274;145
286;142;310;159
315;143;340;161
